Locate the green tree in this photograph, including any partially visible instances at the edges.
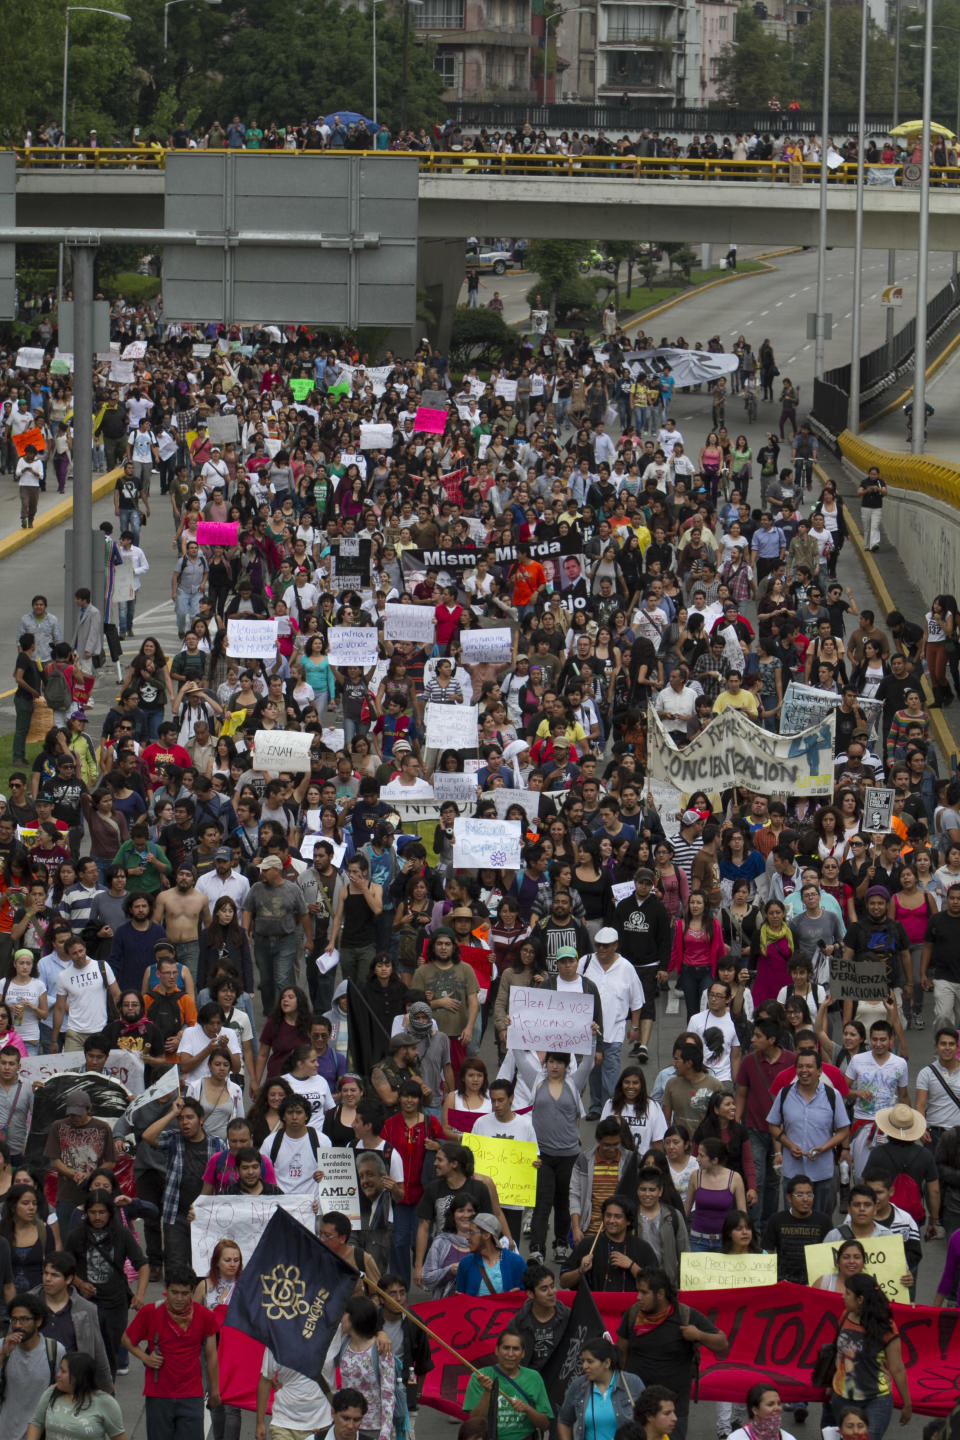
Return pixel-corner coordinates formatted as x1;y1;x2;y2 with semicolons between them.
449;307;511;368
790;4;907;114
526;240;588;317
715;7;789;109
605;241;637;302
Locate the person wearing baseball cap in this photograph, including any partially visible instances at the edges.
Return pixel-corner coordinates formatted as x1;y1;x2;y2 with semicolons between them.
46;1087;116;1227
196;844;249;910
671;809;709;884
580;928;644;1119
614;867;671;1064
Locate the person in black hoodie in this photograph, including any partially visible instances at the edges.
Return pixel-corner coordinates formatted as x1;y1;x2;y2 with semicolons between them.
614;868;672;1062
362;953;408;1067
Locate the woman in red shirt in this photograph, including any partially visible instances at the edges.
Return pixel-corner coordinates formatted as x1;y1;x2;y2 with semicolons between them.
433;586;463;655
668;893;725;1020
382;1079;447;1284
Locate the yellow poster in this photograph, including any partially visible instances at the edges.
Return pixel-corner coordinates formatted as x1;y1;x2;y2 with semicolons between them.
463;1134;538;1208
804;1235;909;1303
680;1252;778;1290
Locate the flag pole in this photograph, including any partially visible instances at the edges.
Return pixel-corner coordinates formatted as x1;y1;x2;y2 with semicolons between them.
363;1274;487;1378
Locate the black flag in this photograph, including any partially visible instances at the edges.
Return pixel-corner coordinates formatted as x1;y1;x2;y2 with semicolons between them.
226;1207;358;1381
539;1283;606;1407
346;979;392;1075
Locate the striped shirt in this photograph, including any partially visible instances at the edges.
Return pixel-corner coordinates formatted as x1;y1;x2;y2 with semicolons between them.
424;679;463;705
670;833;704;882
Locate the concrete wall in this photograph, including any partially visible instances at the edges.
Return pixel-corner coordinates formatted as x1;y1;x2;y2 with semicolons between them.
843;458;960;600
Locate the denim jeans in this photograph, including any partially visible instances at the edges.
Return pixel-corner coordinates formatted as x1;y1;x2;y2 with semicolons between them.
117;599;135;634
678;965;713;1020
824;1393;893;1440
253;932;298;1013
145;1395;205;1440
810;1175;835;1216
175;589;202;635
118;506;140;542
175;939;200;983
749;1129;780;1228
589;1040;622;1111
390;1202;420;1284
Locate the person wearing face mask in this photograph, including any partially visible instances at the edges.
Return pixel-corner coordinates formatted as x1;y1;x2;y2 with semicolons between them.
726;1386;796;1440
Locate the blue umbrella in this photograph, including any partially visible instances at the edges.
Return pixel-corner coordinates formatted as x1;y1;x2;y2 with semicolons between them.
323;111;380;134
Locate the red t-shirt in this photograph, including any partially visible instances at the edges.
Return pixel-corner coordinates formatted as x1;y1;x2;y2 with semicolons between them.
142;742;193;787
125;1300;219;1398
769;1061;850;1099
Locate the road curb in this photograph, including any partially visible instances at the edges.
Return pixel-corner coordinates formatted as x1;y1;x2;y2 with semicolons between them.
620;252;796;333
0;466;122;562
861;324;960;433
815;459;959;760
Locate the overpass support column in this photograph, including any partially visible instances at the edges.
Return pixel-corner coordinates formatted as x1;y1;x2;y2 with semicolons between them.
418;238;467;354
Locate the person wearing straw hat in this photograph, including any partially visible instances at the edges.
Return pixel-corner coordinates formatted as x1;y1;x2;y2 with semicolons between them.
864;1103;943;1240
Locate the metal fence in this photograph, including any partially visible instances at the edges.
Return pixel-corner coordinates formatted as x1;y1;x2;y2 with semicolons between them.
814;276;960;439
442;102;907;134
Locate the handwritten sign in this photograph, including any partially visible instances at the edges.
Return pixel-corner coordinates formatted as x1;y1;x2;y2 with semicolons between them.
208;415;240;446
196;520;239;547
14;428;46;456
433;772;479;805
110;360;135;383
681;1252;778;1290
359;422;394;450
611;880;636;905
19;1048;143;1095
452;816;521;870
15;348;45;371
254;729;315;772
463;1133;538;1207
315;1147;361;1226
490;788;540;823
506;986;594;1053
414;407;448;435
461;628;513;665
321;726;345;752
122;340;147;359
290;378;316;402
191;1194;316;1277
494;378;518;401
831;954;890;1003
804;1236;908;1302
384;603;435;645
327;627;380;667
226;618;278;659
425;703;478;751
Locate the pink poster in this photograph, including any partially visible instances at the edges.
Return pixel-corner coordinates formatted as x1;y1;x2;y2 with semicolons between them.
414;406;448;434
196;520;239;547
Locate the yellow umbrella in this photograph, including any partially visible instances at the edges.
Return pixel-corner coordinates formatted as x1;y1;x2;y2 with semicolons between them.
890;120;957;140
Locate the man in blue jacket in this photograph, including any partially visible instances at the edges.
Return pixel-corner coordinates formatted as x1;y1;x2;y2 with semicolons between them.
455;1213;527;1295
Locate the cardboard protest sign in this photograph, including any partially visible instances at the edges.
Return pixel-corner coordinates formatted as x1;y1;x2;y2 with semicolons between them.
384;602;435;645
460;628;513;664
226;618;278;659
681;1252;778;1290
425;703;478;750
14;428;46;456
414;407;448;434
207;414;240;446
463;1133;538;1207
290;378;316;402
506;985;594;1054
805;1236;908;1302
315;1148;361;1226
191;1194;316;1277
326;627;380;667
864;787;895;833
15;348;45;371
452;817;521;869
831;954;890;1002
122;340;147;359
359;422;394;450
432;772;480;805
254;729;315;772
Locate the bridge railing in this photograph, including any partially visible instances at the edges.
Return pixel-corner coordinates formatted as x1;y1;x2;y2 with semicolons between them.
12;146;960;186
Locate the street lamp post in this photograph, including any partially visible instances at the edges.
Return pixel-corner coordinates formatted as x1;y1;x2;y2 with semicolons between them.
60;6;132;302
912;0;934;456
164;0;221;52
887;0;902;367
848;0;868;434
813;0;830;380
543;7;590;104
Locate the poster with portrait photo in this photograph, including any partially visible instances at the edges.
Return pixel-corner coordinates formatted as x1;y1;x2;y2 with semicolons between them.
557;553;590;614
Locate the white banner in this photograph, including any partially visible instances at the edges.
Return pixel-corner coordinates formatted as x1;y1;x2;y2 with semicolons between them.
780;682;884;745
648;705;836;797
425;703;478;750
625;346;740;389
327;627;380;666
19;1049;143;1095
253;729;315;772
122;1063;180;1126
506;985;594;1054
384;603;435;644
321;726;345;752
359;422;394;451
491;788;540;822
453;816;521;868
14;348;45;371
494;378;517;401
460;627;514;664
122;340;148;359
432;772;480;804
315;1148;361;1225
208;414;240;446
191;1194;316;1276
109;360;135;383
191;342;211;358
226;618;278;659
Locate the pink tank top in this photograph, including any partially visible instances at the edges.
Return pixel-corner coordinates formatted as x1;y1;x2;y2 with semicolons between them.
892;894;929;945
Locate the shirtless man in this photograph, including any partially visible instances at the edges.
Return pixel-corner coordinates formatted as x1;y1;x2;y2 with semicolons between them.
152;865;211;983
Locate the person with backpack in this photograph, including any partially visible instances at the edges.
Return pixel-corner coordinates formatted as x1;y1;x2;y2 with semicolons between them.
113;458;149;544
616;1267;729;1440
260;1093;330;1194
864;1103;943;1241
68;1193;148;1379
142;945;198;1063
49;937;120;1054
0;1291;64;1440
172;541;208;639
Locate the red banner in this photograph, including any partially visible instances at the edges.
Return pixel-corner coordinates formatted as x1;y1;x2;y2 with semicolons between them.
219;1284;960;1416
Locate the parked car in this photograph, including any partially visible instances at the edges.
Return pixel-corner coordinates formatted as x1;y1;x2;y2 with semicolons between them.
466;245;517;275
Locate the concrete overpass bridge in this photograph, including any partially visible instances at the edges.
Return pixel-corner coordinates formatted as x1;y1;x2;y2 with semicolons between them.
13;150;960;251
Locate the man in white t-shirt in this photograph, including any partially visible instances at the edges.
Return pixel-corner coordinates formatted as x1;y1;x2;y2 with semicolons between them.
200;446;230;493
688;980;741;1083
126;417;159;493
473;1077;537;1243
257;1345;334;1440
176;1007;243;1079
286;1064;336;1126
580;929;644;1119
260;1095;330;1194
51;939;120;1052
15;444;44;530
845;1018;910;1179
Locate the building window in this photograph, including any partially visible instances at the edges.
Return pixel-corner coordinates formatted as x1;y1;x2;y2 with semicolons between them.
434;52;461;86
420;0;464;27
603;5;661;41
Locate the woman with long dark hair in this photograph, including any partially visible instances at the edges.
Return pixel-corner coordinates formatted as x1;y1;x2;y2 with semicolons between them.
668;893;725;1019
26;1351;126;1440
254;984;312;1089
198;897;254;994
693;1091;757;1209
70;1194;149;1378
828;1273;911;1439
601;1067;667;1153
0;1183;56;1290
